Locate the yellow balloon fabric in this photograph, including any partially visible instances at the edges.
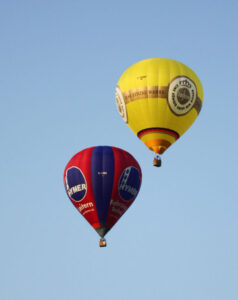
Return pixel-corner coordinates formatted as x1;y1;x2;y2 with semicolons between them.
116;58;203;155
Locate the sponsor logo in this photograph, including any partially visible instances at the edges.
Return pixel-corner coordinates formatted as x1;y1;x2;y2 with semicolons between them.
115;86;128;123
65;167;87;202
168;76;197;115
118;166;141;201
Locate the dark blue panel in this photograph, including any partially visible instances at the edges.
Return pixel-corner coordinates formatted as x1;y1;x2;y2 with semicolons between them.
91;146;114;224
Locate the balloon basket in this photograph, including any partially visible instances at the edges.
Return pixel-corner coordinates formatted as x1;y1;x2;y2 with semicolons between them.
153;155;162;167
99;238;107;247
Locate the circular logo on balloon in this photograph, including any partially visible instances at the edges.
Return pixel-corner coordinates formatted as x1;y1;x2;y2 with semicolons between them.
168;76;197;115
118;166;141;201
65;167;87;202
115;86;128;123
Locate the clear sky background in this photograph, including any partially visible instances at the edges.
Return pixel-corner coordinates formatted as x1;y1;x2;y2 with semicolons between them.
1;0;238;299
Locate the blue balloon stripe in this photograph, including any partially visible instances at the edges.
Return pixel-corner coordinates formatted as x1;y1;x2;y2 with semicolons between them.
91;146;114;225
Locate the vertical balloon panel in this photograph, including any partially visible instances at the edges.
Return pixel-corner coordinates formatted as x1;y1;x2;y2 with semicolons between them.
105;147;142;229
90;146;115;237
64;147;100;229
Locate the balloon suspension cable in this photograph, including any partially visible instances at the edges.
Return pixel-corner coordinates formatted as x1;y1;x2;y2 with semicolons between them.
99;238;107;247
153;154;162;167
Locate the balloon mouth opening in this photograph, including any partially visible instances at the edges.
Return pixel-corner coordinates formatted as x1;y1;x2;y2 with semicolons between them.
151;146;166;155
96;226;110;238
143;139;171;155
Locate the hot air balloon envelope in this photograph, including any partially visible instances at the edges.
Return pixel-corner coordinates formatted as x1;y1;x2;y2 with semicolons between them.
63;146;142;246
116;58;203;165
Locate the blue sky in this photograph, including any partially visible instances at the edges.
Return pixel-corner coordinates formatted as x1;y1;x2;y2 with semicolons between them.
1;0;238;299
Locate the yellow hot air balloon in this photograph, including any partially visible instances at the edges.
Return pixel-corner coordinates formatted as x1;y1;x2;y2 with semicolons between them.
115;58;203;167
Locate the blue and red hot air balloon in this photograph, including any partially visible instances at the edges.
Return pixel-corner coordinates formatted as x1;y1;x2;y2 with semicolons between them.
63;146;142;247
